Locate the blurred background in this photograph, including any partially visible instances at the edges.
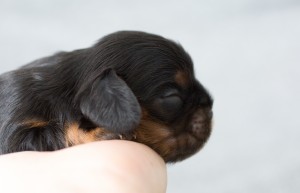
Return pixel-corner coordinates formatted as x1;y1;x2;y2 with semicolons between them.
0;0;299;192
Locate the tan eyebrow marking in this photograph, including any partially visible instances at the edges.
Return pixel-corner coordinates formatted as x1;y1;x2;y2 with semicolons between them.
175;71;189;87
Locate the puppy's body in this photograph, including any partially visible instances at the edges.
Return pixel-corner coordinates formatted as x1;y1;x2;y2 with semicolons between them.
0;31;213;162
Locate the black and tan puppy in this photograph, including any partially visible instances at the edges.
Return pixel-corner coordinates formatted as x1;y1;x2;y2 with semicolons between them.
0;31;213;162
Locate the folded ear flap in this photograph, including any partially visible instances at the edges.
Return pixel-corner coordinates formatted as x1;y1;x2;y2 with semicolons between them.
77;69;141;133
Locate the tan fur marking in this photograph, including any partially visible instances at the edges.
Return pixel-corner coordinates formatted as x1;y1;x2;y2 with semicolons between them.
65;123;107;147
23;120;48;128
134;110;175;159
134;108;210;162
175;71;189;87
135;117;183;160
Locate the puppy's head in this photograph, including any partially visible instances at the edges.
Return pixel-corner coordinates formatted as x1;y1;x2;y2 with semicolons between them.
79;31;213;162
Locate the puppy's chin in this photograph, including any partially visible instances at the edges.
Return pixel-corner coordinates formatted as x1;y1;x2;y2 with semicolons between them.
134;108;212;163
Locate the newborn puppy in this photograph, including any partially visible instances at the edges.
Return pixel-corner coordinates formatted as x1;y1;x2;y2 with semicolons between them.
0;31;213;162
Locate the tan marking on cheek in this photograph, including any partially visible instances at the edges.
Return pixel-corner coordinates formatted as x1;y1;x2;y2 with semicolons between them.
175;71;189;87
136;120;171;141
135;108;211;162
65;123;107;147
134;113;176;160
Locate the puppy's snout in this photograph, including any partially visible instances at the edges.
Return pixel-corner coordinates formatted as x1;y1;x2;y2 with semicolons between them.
191;108;212;123
186;108;212;140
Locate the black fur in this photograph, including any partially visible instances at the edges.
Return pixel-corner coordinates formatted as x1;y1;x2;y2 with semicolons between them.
0;31;213;162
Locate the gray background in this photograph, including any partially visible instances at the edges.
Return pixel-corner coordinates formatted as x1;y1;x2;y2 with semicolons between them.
0;0;299;192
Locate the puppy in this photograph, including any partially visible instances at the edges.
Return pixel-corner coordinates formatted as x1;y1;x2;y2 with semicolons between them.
0;31;213;162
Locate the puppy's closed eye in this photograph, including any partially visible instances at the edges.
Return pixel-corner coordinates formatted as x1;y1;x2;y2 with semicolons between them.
150;89;183;122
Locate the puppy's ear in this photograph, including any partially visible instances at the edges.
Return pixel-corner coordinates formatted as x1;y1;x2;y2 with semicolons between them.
77;69;141;133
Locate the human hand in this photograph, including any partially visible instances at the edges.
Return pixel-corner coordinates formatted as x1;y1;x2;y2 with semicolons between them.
0;140;167;193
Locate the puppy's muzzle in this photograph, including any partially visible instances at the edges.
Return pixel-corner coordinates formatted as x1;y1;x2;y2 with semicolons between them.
188;108;213;141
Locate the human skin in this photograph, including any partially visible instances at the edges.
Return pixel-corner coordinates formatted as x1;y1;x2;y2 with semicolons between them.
0;141;167;193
